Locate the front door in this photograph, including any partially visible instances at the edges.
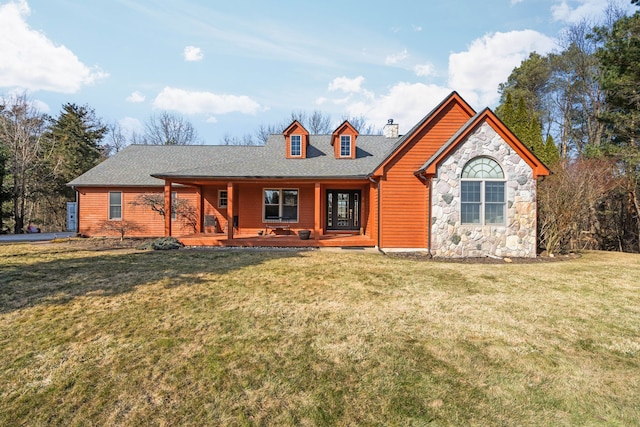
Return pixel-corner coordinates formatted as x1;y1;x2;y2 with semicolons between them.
326;190;361;231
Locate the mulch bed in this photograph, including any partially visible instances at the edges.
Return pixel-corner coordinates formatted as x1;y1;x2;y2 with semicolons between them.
388;251;581;263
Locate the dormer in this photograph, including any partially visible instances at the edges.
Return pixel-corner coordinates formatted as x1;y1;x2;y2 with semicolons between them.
331;121;359;159
283;120;309;159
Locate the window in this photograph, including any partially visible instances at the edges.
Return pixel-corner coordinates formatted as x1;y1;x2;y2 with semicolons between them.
461;157;505;225
264;189;298;221
340;135;351;157
171;191;177;220
218;190;228;208
290;135;301;157
109;191;122;220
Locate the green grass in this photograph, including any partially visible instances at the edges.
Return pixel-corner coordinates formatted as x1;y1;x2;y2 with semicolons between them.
1;242;640;426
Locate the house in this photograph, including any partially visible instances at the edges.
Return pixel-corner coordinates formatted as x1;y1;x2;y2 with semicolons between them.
68;92;549;257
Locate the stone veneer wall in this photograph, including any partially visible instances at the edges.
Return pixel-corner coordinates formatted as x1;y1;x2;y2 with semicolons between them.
431;122;537;258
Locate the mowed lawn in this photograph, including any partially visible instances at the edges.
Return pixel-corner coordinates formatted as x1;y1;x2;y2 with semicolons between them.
1;242;639;426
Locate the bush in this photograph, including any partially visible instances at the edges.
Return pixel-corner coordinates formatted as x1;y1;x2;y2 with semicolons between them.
137;237;184;251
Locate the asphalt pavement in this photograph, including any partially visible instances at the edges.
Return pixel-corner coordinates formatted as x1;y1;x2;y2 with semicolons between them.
0;232;76;243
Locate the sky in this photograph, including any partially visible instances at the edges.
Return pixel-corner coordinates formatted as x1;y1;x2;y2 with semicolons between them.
0;0;636;144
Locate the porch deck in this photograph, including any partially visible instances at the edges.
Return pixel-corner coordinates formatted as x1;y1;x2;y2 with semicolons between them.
178;232;376;248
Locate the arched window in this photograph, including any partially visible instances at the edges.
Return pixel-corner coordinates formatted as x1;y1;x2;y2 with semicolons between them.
461;157;505;225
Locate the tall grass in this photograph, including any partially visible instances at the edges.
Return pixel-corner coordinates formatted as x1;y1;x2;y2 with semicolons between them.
1;243;639;426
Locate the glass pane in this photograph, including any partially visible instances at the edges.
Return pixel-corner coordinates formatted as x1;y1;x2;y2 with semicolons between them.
485;203;505;224
462;157;504;179
109;206;122;220
340;136;351;157
327;193;333;227
461;181;481;203
283;190;298;206
485;182;505;203
264;190;279;205
461;203;480;224
353;193;359;227
291;135;301;156
265;205;279;219
282;206;297;221
337;193;349;226
109;192;121;206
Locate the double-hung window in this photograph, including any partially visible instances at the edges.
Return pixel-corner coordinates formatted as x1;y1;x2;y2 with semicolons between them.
109;191;122;220
340;135;351;157
218;190;228;208
264;189;298;221
290;135;301;157
461;157;505;225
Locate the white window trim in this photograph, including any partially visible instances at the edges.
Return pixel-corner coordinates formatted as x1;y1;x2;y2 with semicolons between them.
218;190;228;208
290;134;302;157
108;191;122;220
461;179;506;225
263;188;299;223
340;135;351;157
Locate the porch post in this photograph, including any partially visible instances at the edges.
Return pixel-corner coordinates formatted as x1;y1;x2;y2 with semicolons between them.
164;180;172;236
314;183;321;241
196;185;203;233
227;182;234;239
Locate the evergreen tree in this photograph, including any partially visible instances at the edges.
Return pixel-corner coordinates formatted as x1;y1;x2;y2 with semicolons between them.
43;104;107;200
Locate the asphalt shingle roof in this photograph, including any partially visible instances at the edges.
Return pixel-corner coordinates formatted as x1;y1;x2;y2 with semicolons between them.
67;134;401;187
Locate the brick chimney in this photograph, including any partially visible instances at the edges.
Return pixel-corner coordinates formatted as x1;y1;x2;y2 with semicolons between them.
383;119;399;138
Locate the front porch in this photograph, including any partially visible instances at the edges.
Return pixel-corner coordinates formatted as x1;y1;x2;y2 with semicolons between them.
178;231;376;248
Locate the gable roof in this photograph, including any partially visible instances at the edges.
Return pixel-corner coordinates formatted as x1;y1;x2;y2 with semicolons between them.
371;91;476;177
416;108;550;178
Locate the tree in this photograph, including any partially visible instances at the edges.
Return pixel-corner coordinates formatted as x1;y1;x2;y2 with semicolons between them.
103;122;129;157
44;104;107;199
0;93;47;233
595;11;640;251
136;112;201;145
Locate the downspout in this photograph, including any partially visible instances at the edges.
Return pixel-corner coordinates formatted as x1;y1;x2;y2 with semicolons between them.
417;173;433;258
368;176;382;252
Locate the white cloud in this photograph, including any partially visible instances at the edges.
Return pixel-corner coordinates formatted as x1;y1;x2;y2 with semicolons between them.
0;0;107;93
385;48;409;65
344;83;454;134
126;91;145;103
413;25;423;32
328;76;366;93
551;0;607;23
448;30;556;106
183;45;204;62
414;63;436;78
152;87;260;115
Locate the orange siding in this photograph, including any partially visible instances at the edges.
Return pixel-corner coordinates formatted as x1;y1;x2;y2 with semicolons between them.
380;102;473;248
76;186;199;238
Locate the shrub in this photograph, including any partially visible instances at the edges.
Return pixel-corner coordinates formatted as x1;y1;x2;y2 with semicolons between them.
137;237;184;251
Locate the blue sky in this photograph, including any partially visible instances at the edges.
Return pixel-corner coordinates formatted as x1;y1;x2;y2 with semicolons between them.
0;0;635;144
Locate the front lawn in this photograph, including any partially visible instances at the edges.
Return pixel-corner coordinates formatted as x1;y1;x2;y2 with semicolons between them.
1;242;639;425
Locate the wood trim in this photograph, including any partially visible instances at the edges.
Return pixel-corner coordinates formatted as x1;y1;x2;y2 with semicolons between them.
164;181;172;236
372;92;475;176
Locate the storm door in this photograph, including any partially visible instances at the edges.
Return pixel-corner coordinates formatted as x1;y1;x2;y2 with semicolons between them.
326;190;361;231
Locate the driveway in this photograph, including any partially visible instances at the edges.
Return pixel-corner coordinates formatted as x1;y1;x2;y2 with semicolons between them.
0;232;76;243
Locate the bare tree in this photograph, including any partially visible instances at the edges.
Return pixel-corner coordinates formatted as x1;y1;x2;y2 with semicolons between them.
307;110;333;134
0;93;47;233
98;220;144;241
103;122;129;156
138;112;202;145
343;115;380;135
